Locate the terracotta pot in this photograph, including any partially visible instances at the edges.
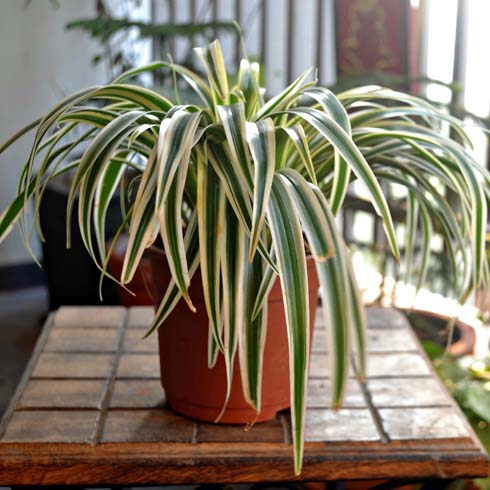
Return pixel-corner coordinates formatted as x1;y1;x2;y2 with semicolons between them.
401;308;476;357
106;235;154;306
149;248;319;424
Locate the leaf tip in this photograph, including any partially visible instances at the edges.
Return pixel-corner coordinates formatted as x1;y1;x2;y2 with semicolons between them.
313;249;335;263
183;293;196;313
293;459;303;476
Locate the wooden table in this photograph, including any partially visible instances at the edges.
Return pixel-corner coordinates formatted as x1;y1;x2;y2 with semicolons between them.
0;306;487;487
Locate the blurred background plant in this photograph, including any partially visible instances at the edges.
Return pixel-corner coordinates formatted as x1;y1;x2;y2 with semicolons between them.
423;340;490;489
65;0;240;83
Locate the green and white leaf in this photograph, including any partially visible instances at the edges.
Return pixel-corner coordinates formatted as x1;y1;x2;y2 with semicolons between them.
197;149;226;352
267;176;309;475
246;118;276;259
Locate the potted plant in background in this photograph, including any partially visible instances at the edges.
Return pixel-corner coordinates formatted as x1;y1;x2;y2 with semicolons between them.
0;39;488;474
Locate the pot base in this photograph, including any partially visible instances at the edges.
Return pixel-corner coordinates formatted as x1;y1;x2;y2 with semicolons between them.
168;398;288;424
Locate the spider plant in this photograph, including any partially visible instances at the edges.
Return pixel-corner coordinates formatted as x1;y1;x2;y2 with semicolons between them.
0;40;488;474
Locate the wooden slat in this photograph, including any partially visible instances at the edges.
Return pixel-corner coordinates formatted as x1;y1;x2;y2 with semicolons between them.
305;408;380;442
127;306;155;329
307;378;366;408
44;327;119;352
18;379;105;409
110;379;165;408
2;411;97;443
379;407;470;440
0;305;486;486
122;327;159;353
53;306;125;328
312;327;419;353
102;409;195;443
197;418;285;442
309;351;355;378
32;352;113;379
116;353;160;379
366;352;431;377
367;377;451;408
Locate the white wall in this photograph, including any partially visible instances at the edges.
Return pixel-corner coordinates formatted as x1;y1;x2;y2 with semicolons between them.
0;0;106;266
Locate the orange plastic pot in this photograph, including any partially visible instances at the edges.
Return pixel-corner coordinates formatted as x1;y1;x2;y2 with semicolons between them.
107;235;154;306
149;248;319;424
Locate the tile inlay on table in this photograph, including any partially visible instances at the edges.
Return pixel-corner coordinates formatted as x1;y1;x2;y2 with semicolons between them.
0;305;487;486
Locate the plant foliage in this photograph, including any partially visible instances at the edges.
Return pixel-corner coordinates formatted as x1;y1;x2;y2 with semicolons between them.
1;39;489;474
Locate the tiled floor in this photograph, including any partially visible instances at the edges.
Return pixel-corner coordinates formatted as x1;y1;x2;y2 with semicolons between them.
0;286;48;415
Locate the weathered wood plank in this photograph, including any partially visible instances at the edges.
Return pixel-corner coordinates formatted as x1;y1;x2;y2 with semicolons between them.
2;411;97;443
305;408;380;442
0;441;486;484
32;352;113;379
309;352;355;378
127;306;155;329
53;306;126;328
366;307;411;330
116;353;160;379
44;327;119;352
102;409;195;443
312;328;419;353
367;328;419;352
379;407;470;440
0;305;486;486
196;419;285;442
110;380;165;408
18;380;105;409
367;377;452;407
307;378;366;408
122;328;159;353
366;353;431;377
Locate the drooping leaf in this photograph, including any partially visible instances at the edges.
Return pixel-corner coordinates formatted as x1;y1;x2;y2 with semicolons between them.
76;111;146;264
155;110;202;308
218;102;253;188
121;139;161;284
281;107;399;260
278;169;334;262
216;204;245;421
304;87;351;214
239;250;267;412
267;176;309;475
246;118;276;259
197;149;226;352
280;125;317;185
207;142;277;273
416;202;433;294
94;158;126;261
143;212;200;338
278;169;355;401
404;187;419;284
